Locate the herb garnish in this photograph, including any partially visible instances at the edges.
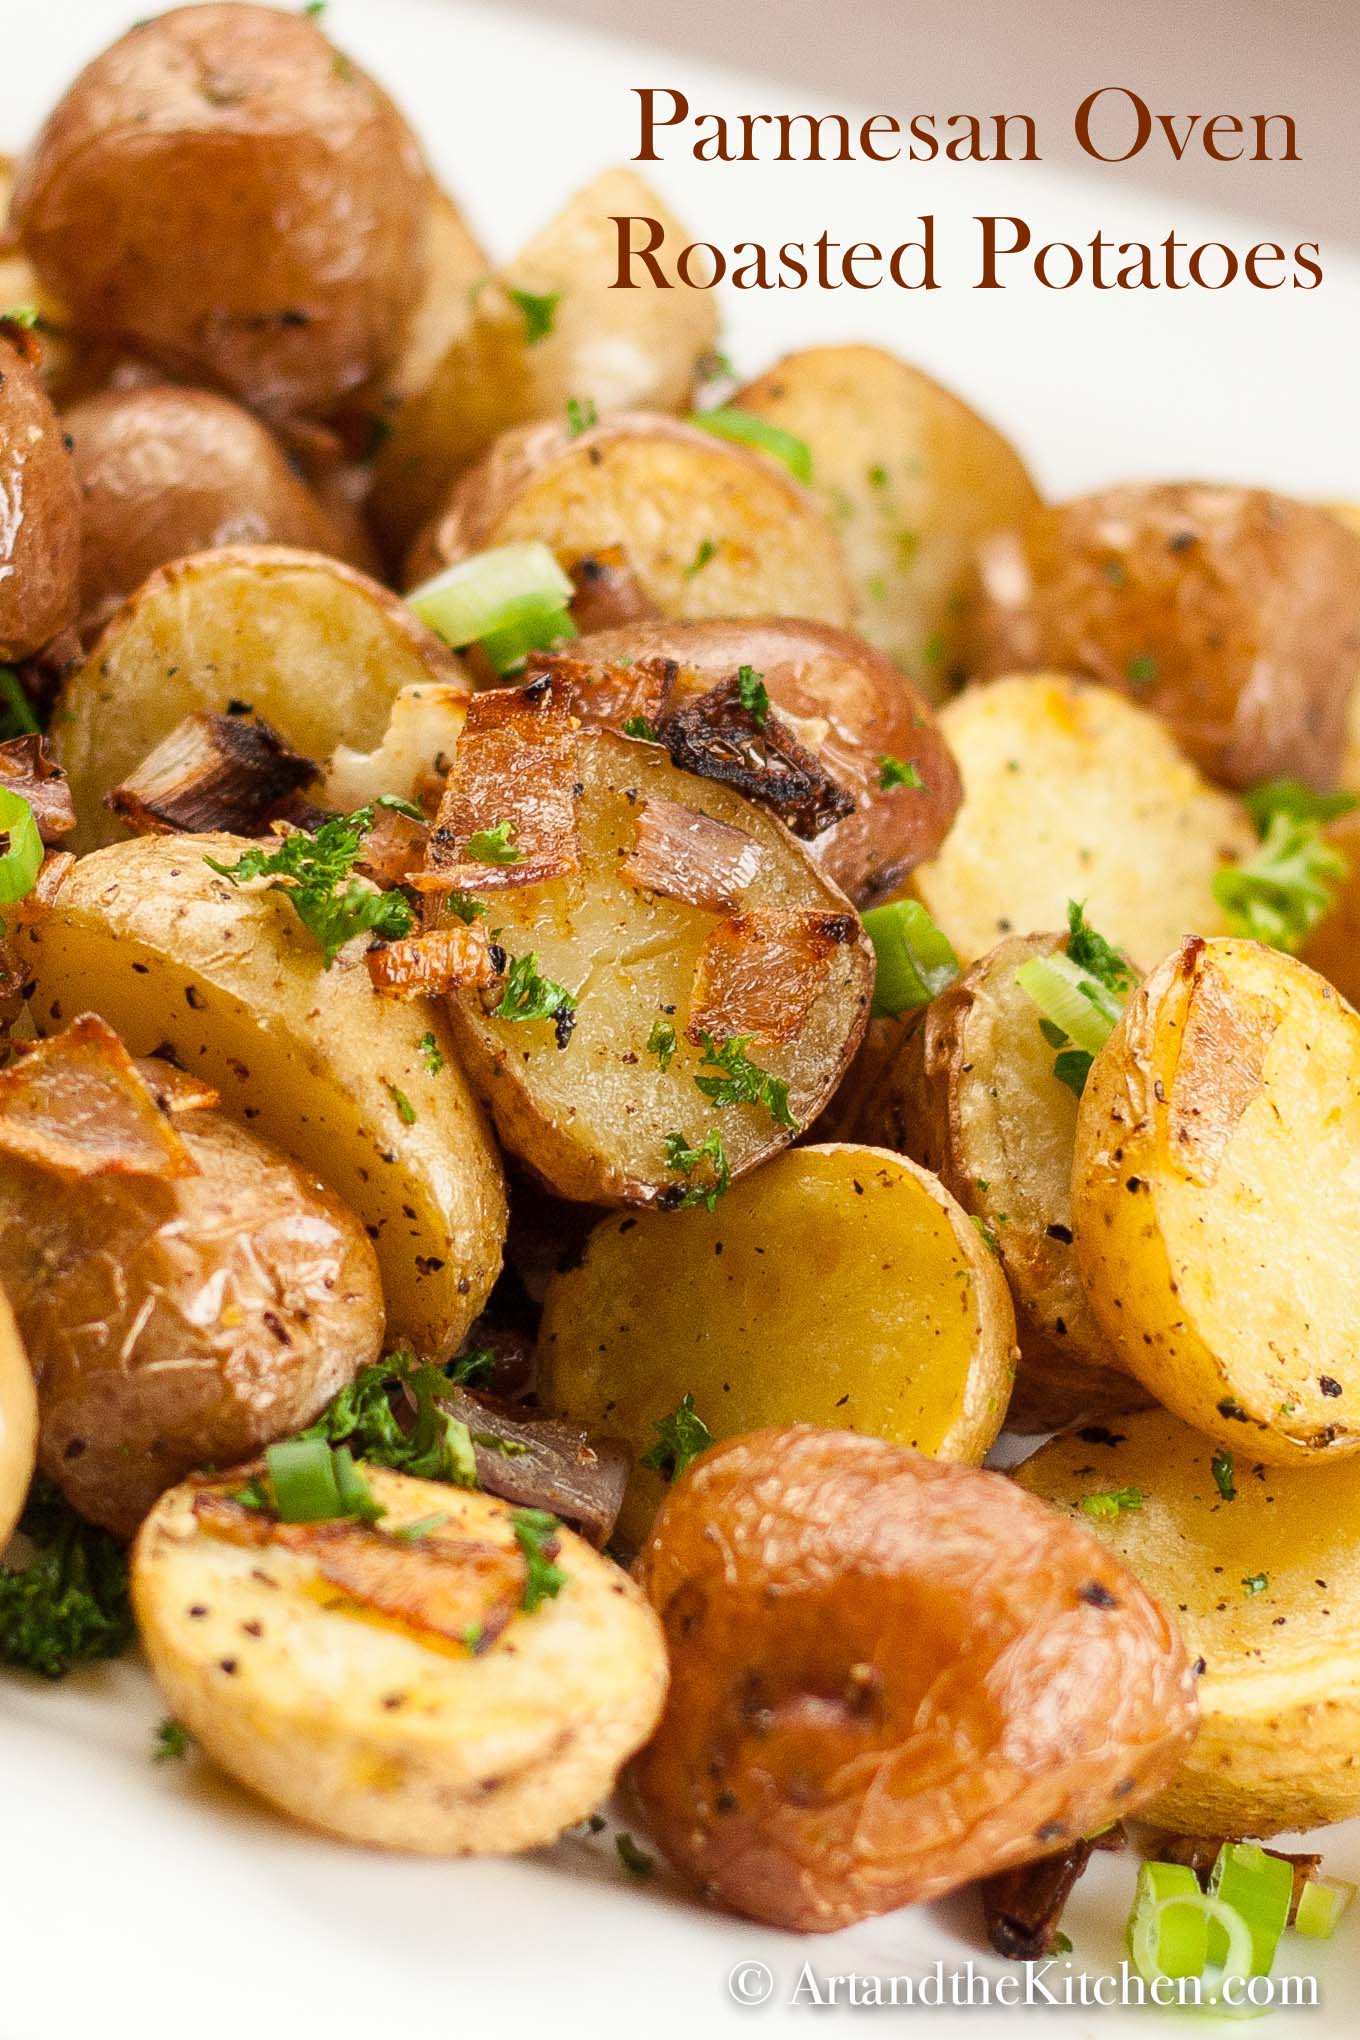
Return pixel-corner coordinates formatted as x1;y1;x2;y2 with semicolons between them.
1242;1573;1269;1596
684;538;717;580
386;1082;417;1126
205;801;419;967
512;1509;567;1613
663;1128;731;1209
1211;1449;1236;1502
641;1393;713;1482
153;1718;194;1763
647;1019;678;1070
566;396;598;437
0;1478;133;1679
1080;1486;1145;1520
735;664;769;725
443;891;489;923
494;952;578;1047
622;714;661;742
465;821;522;865
877;755;924;792
693;1033;796;1130
508;288;559;345
301;1351;481;1487
418;1030;444;1076
1212;779;1357;954
0;667;39;739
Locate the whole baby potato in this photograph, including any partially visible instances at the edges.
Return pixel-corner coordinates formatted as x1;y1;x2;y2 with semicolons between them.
0;1101;385;1539
968;484;1360;791
0;1288;36;1550
0;325;81;660
64;385;368;637
630;1427;1199;1931
10;3;433;420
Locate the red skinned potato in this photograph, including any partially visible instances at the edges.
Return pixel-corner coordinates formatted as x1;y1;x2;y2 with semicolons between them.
11;4;432;421
0;324;81;660
630;1427;1198;1932
64;385;371;638
563;619;961;904
967;484;1360;792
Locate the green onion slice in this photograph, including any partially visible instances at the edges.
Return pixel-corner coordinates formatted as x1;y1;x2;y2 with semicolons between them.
407;543;574;651
477;598;578;676
1294;1875;1354;1940
688;407;813;483
862;900;959;1019
1129;1870;1259;2012
1014;952;1122;1057
331;1445;385;1525
265;1436;345;1522
0;786;44;908
1208;1842;1292;1975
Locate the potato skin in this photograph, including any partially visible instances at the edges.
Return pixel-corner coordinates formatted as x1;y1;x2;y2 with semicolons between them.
11;4;432;420
0;329;81;660
0;1287;37;1550
968;485;1360;791
0;1108;384;1538
630;1426;1198;1932
572;618;961;904
64;386;365;637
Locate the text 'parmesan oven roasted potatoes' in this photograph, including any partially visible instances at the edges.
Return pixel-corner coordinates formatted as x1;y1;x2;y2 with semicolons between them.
1017;1408;1360;1838
1073;935;1360;1464
0;1017;384;1539
134;1467;668;1851
0;1287;36;1552
630;1427;1198;1931
539;1145;1018;1545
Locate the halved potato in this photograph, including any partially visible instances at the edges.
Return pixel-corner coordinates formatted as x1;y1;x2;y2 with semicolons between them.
539;1144;1018;1546
404;411;856;627
378;186;490;414
19;835;506;1359
909;675;1256;965
373;168;717;559
734;345;1041;698
1016;1407;1360;1835
0;1287;36;1550
856;935;1145;1432
54;546;469;851
134;1468;668;1852
442;728;873;1205
1073;935;1360;1464
1300;804;1360;1006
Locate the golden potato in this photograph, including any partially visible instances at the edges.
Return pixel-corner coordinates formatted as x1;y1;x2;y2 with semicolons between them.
1073;936;1360;1464
19;835;506;1360
1;156;96;405
910;675;1256;966
0;1022;384;1539
54;546;468;851
1299;804;1360;1005
404;410;855;627
734;345;1040;698
0;1288;36;1551
377;186;490;417
855;935;1146;1432
540;1144;1018;1548
372;169;717;560
135;1467;668;1851
11;3;432;421
565;617;961;904
0;324;81;660
439;725;873;1206
968;485;1360;791
630;1426;1199;1931
1016;1407;1360;1836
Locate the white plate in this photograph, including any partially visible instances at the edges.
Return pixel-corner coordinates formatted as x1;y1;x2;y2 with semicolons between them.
1;4;1357;2036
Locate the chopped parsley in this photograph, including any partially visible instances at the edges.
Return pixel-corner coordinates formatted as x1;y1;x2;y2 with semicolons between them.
868;462;890;490
1065;899;1136;995
152;1718;194;1763
641;1393;713;1482
1242;1573;1269;1596
512;1508;567;1613
684;538;717;580
0;1478;133;1679
736;664;769;726
877;755;924;792
1080;1486;1145;1520
443;891;489;923
622;714;661;742
971;1214;1001;1257
1211;1449;1236;1502
566;396;598;437
386;1082;417;1126
508;288;559;346
465;821;522;865
0;667;39;739
647;1019;678;1071
205;802;416;967
0;305;42;331
1126;652;1160;687
494;952;578;1047
301;1351;479;1487
418;1030;444;1076
1213;779;1357;953
663;1127;731;1209
615;1832;655;1878
693;1033;796;1130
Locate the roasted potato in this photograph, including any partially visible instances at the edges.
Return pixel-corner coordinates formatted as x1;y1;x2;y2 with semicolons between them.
134;1467;668;1851
630;1426;1198;1931
54;545;468;851
1017;1407;1360;1836
0;1018;384;1538
372;169;717;560
0;322;81;660
19;836;506;1360
64;386;369;638
2;156;96;405
404;410;856;627
1299;804;1360;1006
909;675;1256;966
564;617;961;904
733;345;1041;698
851;935;1146;1432
10;3;433;422
1073;935;1360;1464
437;723;873;1205
0;1287;36;1551
967;485;1360;791
540;1144;1018;1547
375;186;490;418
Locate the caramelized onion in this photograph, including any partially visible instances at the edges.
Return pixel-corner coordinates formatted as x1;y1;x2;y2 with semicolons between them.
368;923;497;998
620;797;762;911
104;711;318;838
661;675;855;840
0;1013;198;1178
420;675;580;893
687;909;859;1044
0;733;75;844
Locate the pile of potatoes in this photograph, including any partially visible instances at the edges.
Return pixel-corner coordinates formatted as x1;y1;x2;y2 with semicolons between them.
3;0;1360;1944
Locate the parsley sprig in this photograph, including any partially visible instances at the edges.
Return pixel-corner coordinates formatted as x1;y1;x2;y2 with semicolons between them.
693;1033;796;1130
1212;779;1357;954
301;1349;490;1486
465;820;522;865
663;1128;731;1208
494;951;578;1047
641;1393;714;1482
0;1478;133;1679
205;799;420;967
736;664;770;725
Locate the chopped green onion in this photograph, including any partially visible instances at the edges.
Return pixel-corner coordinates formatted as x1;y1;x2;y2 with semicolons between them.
407;542;574;658
1294;1875;1354;1940
1014;952;1122;1057
1208;1842;1292;1975
330;1446;385;1525
862;901;959;1019
688;407;813;482
0;787;43;909
477;598;577;675
265;1437;345;1522
1128;1865;1258;2009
